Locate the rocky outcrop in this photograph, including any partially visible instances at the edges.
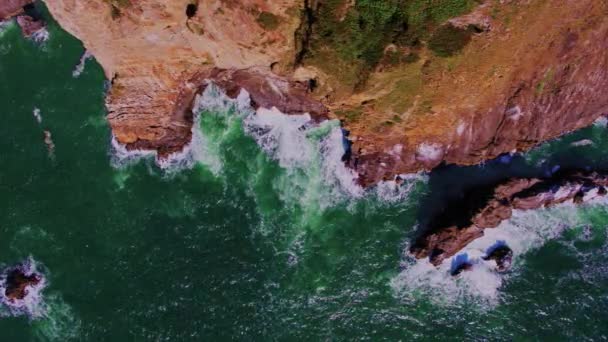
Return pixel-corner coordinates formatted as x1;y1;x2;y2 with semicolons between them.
411;170;608;265
1;1;46;38
16;13;44;37
4;268;41;302
483;245;513;273
41;0;608;185
0;0;31;20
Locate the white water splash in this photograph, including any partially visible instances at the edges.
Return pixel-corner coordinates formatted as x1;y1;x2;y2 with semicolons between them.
33;107;42;124
0;20;14;37
0;257;47;319
593;116;608;127
72;50;92;78
391;197;607;305
375;173;427;203
31;27;49;44
109;136;156;168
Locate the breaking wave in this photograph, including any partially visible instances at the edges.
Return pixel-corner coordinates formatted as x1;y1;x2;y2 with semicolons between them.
72;50;91;78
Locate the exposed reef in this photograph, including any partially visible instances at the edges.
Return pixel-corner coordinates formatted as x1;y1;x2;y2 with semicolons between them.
4;268;41;302
0;259;46;318
411;170;608;266
1;1;45;38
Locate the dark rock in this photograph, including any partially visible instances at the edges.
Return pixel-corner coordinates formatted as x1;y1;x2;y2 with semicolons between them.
483;245;513;272
411;170;608;266
451;262;473;276
5;268;41;302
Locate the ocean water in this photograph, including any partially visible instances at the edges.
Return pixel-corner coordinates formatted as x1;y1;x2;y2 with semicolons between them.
2;6;608;341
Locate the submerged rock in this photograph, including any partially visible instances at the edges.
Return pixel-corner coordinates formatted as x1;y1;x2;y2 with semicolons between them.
483;245;513;273
411;170;608;266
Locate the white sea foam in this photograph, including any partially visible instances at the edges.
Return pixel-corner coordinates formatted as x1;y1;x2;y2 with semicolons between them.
33;107;42;124
375;173;427;203
0;20;14;37
0;257;47;319
593;116;608;127
31;27;49;44
391;197;607;305
72;50;92;78
109;135;156;168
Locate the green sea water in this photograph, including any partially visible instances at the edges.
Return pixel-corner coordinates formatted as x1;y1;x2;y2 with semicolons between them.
2;7;608;341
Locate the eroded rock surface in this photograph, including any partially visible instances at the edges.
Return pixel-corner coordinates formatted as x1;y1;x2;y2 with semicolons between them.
411;170;608;265
0;0;31;19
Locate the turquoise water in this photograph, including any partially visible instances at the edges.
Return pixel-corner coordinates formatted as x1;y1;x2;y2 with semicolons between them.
2;7;608;340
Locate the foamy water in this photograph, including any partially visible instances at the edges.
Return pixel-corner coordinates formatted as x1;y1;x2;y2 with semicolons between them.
72;50;91;78
30;27;49;44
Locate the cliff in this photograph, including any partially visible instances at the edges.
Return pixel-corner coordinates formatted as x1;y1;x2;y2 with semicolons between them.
40;0;608;185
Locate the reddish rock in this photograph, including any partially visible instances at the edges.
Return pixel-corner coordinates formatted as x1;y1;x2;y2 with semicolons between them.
411;170;608;266
5;268;41;302
0;0;31;20
121;67;329;158
16;14;43;37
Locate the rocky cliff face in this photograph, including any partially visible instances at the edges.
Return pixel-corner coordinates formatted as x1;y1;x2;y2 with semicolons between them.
411;170;608;265
41;0;608;186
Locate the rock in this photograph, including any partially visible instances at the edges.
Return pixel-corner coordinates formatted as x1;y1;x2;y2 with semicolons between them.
451;262;473;276
43;130;55;157
411;170;608;265
483;245;513;272
0;0;32;20
16;14;44;37
4;268;41;302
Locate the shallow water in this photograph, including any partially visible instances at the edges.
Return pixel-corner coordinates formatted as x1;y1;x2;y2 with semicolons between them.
2;5;608;340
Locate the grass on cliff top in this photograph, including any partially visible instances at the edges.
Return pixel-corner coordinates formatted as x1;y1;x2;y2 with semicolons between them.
303;0;479;91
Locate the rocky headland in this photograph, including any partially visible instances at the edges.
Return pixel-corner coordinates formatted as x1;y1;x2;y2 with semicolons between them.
35;0;608;187
411;169;608;266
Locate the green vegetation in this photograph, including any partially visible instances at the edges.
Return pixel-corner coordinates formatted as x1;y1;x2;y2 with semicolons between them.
336;108;364;124
104;0;131;19
427;24;472;57
257;11;280;30
302;0;480;89
536;68;556;95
